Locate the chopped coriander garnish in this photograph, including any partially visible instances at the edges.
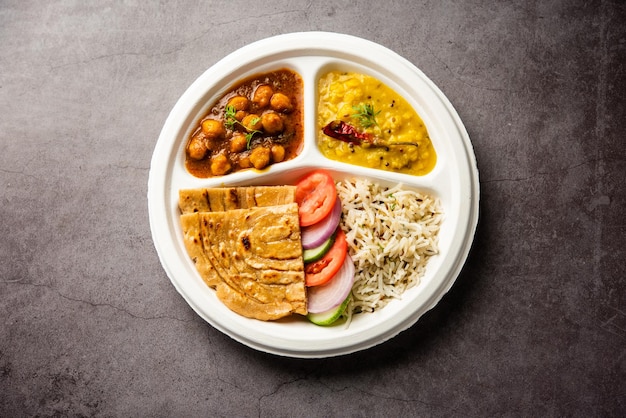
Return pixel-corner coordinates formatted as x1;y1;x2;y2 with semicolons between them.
352;103;381;128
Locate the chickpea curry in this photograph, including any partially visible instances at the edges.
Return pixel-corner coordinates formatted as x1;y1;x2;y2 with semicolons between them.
185;69;304;177
317;71;437;175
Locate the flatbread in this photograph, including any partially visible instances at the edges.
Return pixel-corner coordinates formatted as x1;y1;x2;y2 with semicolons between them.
179;185;296;214
180;188;306;321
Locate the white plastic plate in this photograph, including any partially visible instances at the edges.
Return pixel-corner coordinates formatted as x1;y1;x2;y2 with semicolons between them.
148;32;479;358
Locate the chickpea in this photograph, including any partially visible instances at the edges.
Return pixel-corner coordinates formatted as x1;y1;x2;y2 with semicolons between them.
252;84;274;108
201;119;225;139
210;153;231;176
249;146;270;170
242;114;262;131
270;92;292;113
226;96;249;121
230;133;248;153
238;155;251;169
227;95;249;111
261;112;284;135
271;144;285;163
187;136;208;160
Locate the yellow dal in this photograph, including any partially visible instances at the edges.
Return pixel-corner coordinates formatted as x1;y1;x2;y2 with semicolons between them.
317;71;436;175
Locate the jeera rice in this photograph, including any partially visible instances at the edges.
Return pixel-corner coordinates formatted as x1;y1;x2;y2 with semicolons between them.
336;178;443;323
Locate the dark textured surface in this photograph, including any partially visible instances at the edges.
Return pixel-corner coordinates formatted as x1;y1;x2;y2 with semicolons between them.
1;1;624;416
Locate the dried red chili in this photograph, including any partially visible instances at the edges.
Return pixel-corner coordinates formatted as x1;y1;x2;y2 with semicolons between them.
321;120;419;148
322;120;373;144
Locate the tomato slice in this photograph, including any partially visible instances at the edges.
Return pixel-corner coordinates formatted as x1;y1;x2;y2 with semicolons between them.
295;170;337;227
305;229;348;287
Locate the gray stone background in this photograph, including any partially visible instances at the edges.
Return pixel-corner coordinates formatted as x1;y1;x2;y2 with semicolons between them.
1;0;624;416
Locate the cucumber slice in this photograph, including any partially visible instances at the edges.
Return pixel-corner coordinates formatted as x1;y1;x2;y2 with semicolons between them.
302;233;335;263
307;295;351;326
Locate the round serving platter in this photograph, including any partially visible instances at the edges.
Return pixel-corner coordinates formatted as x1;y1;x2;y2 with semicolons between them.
148;32;479;358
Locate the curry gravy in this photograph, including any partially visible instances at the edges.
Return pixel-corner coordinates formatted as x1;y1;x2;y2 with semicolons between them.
186;69;304;178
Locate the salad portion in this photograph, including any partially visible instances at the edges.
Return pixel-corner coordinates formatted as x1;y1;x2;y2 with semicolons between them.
296;170;354;326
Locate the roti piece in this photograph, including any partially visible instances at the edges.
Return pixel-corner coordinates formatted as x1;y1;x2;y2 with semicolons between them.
180;202;306;320
178;185;296;214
